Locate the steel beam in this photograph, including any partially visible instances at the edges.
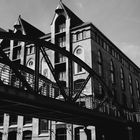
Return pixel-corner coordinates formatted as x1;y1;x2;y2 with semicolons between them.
40;46;68;101
0;32;112;99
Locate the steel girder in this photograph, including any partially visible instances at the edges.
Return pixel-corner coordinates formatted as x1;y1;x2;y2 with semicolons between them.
0;32;112;103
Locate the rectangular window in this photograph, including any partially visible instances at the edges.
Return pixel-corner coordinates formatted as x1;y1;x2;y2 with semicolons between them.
56;128;66;140
12;46;21;60
9;114;17;125
72;34;76;42
77;64;82;73
39;119;49;134
77;32;82;41
23;116;32;125
82;30;87;39
0;114;4;126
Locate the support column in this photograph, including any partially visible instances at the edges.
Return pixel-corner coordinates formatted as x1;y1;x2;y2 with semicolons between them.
84;127;92;140
2;114;9;140
125;126;133;140
34;44;40;93
50;121;56;140
87;126;96;140
17;116;23;140
67;124;73;140
32;118;39;140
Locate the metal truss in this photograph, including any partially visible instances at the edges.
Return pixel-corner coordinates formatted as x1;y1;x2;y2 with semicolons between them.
0;32;112;105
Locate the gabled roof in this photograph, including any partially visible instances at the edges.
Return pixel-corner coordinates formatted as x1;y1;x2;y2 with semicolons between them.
0;27;7;32
18;16;45;38
61;2;84;27
51;1;84;28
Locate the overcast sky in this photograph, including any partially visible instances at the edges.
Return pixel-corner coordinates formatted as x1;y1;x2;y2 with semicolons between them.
0;0;140;67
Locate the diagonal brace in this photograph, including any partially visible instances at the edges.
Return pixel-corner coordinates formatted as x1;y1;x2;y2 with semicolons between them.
40;45;68;101
73;74;91;102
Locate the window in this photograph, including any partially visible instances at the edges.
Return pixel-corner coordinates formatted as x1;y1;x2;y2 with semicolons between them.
74;79;85;93
29;45;34;54
27;59;35;70
98;83;103;95
56;128;66;140
23;116;32;125
0;114;3;126
98;51;103;77
110;60;115;84
5;51;10;57
129;75;133;95
122;93;127;107
82;30;87;39
39;119;49;134
77;32;82;41
136;80;140;99
58;23;66;33
120;68;125;90
55;15;66;33
57;36;66;47
23;131;32;140
9;114;17;125
74;46;84;74
13;46;21;60
72;34;76;42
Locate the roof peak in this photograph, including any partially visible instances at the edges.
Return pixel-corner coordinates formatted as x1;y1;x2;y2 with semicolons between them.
53;1;84;28
18;16;45;38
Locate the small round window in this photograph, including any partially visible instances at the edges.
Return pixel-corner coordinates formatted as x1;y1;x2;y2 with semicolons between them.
76;48;82;55
29;61;33;66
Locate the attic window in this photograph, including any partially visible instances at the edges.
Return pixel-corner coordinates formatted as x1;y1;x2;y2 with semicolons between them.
55;15;66;33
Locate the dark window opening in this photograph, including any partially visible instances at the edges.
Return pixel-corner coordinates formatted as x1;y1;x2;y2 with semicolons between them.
56;128;66;140
39;119;49;134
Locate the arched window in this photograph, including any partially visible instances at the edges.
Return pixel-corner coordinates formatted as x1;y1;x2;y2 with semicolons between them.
98;51;103;77
26;58;35;70
55;15;66;33
74;46;84;74
136;80;140;99
129;74;133;95
110;60;115;84
120;67;125;90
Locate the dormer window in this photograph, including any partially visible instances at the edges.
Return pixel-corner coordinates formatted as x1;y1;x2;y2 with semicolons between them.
55;15;66;33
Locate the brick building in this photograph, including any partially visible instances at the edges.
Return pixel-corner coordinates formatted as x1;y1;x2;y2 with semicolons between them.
0;1;140;140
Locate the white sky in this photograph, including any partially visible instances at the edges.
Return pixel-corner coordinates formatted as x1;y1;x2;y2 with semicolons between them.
0;0;140;67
